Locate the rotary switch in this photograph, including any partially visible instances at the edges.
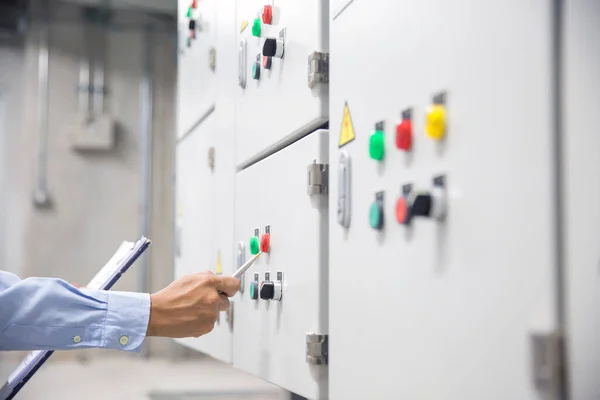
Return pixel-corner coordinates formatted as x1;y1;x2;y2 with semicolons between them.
259;272;283;301
409;179;447;221
262;37;284;59
260;281;274;300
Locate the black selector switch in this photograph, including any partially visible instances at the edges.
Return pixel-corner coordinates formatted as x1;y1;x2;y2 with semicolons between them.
260;281;275;300
408;175;447;221
411;193;433;217
262;37;284;59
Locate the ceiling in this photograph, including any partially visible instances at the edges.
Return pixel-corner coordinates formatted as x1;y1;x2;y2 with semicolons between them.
59;0;176;15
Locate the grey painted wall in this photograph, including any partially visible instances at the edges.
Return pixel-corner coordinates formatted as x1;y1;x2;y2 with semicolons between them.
0;2;182;359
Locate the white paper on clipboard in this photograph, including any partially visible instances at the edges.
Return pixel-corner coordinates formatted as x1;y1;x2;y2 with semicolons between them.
5;240;139;387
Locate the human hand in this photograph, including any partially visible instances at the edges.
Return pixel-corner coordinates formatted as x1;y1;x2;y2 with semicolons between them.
146;272;240;338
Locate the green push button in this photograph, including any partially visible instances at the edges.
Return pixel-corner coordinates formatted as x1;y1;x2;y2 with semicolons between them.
252;18;261;37
252;63;260;80
369;202;383;230
186;6;192;18
369;130;385;161
250;236;260;255
249;282;257;299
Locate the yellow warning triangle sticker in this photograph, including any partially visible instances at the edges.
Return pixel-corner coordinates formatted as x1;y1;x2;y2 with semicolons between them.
339;102;356;147
215;251;222;275
240;20;248;33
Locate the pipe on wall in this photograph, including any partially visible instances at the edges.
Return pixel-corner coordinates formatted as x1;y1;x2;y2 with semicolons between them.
32;21;51;209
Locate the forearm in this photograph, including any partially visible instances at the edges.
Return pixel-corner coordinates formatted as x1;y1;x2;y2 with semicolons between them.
0;273;150;352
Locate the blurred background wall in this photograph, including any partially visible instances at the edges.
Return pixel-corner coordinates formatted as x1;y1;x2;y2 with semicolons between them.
0;0;182;360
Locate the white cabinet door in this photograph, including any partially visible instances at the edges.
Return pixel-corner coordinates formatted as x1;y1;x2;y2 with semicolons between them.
174;113;234;364
329;1;559;399
234;0;329;166
233;130;329;399
177;0;218;139
563;2;600;399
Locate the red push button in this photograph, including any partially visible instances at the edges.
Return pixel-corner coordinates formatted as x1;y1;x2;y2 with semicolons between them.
395;197;408;224
262;5;273;24
260;233;271;253
396;119;412;151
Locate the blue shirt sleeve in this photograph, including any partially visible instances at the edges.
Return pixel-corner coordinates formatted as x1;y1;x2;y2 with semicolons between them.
0;270;150;352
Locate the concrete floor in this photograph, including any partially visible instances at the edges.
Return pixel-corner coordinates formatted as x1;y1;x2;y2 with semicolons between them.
0;354;289;400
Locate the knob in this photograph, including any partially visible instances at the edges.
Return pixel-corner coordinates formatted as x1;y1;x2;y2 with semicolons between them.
249;236;260;254
262;5;273;24
260;233;271;253
252;62;260;80
369;129;385;161
369;202;383;230
249;281;259;300
262;37;284;59
369;192;385;230
410;186;446;221
260;281;275;300
396;118;412;151
252;18;261;37
395;196;409;224
425;104;446;140
262;55;272;70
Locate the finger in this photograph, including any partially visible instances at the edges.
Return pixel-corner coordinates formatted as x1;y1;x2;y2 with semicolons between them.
218;294;230;312
212;276;240;296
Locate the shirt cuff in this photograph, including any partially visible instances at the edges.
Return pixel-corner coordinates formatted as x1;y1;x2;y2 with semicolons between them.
103;291;150;352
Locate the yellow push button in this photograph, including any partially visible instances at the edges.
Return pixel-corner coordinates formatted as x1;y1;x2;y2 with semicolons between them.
425;104;446;140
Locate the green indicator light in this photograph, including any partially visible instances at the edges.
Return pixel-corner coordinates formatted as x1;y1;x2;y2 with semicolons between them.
369;130;385;161
252;18;261;37
369;202;382;229
249;236;259;255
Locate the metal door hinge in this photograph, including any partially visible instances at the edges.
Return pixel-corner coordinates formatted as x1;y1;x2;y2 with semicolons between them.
209;47;216;72
208;147;215;171
226;302;234;332
307;161;329;195
306;333;328;365
308;51;329;88
531;332;566;399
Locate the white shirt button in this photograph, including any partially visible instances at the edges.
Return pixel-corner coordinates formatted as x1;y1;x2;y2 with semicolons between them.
73;336;82;344
119;335;129;346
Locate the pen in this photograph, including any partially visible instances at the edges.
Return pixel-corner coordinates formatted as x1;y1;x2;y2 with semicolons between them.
231;252;261;279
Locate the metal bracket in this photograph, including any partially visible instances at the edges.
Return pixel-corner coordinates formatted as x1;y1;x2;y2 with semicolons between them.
306;333;328;365
307;161;329;195
308;51;329;88
531;332;566;398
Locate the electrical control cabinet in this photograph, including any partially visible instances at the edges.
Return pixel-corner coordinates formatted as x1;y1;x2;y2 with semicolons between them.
233;130;329;399
562;2;600;399
329;1;563;399
174;112;235;364
234;0;329;166
177;0;218;139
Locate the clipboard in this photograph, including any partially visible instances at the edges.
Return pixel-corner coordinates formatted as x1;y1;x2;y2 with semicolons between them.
0;236;151;400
